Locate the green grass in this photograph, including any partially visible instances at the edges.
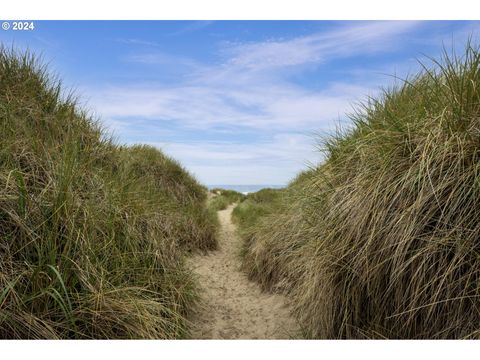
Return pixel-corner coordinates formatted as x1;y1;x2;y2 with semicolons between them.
232;188;284;229
208;188;246;212
0;48;217;339
238;43;480;339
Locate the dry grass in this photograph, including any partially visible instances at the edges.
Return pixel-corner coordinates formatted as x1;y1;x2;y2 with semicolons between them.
238;44;480;339
0;48;217;338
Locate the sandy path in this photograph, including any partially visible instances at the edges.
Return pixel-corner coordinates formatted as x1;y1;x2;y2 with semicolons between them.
188;204;300;339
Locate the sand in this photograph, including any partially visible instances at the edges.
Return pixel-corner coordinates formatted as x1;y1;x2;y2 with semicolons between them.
188;204;300;339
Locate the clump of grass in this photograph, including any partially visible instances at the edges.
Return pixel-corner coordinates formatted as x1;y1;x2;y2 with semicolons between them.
240;43;480;339
208;188;245;211
208;195;230;211
0;48;217;338
235;183;310;293
232;188;284;229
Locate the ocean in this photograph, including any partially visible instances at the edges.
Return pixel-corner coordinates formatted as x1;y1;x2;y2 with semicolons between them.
207;184;285;195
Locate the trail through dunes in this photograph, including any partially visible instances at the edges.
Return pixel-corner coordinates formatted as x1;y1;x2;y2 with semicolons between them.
188;204;300;339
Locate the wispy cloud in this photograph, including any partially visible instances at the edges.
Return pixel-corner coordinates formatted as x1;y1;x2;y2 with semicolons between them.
115;38;159;47
122;52;204;73
88;81;373;131
146;133;319;184
85;21;457;184
221;21;421;71
92;22;415;131
166;21;215;36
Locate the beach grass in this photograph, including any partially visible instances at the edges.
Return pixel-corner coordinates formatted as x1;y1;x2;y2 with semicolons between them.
0;48;217;339
237;43;480;339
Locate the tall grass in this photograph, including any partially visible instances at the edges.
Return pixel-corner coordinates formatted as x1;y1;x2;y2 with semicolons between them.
208;188;245;212
239;44;480;339
0;48;217;338
232;188;284;230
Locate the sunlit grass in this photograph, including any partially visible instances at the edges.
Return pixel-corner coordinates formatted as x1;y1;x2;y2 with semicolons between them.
0;48;217;339
208;188;245;211
238;43;480;339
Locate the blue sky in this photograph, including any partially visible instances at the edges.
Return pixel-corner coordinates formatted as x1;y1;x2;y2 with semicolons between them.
1;20;479;185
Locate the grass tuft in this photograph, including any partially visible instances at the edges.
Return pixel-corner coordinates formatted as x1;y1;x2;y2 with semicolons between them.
208;188;246;212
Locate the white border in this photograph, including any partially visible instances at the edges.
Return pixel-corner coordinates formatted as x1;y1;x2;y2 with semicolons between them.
1;1;480;358
0;0;479;20
2;339;480;359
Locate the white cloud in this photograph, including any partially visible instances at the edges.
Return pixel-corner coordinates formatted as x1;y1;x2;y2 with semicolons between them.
146;133;320;184
87;80;374;132
89;22;423;133
84;21;426;184
222;21;421;71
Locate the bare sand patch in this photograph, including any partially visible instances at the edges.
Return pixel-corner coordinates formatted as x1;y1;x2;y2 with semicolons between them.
188;204;300;339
